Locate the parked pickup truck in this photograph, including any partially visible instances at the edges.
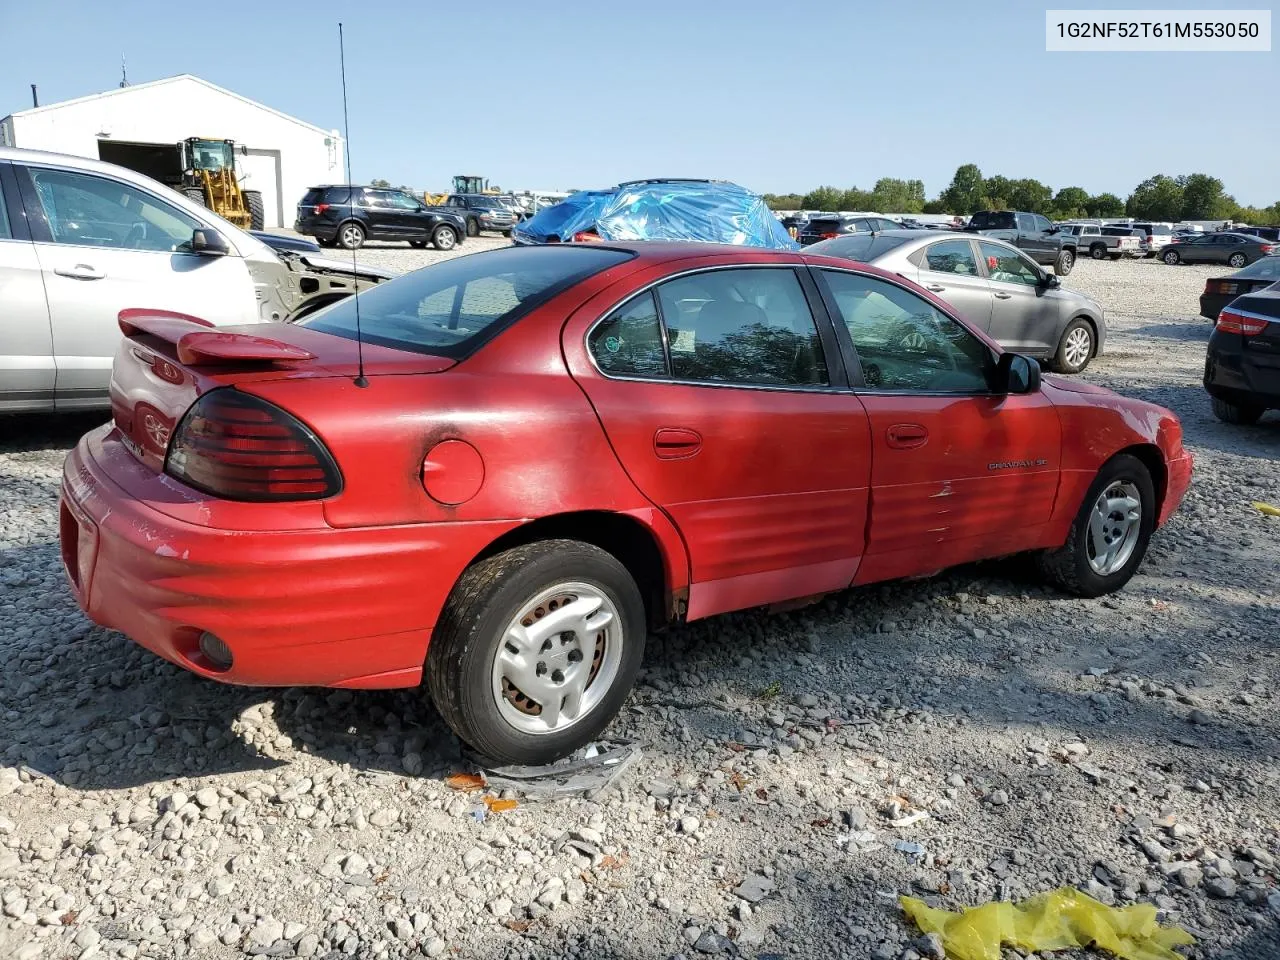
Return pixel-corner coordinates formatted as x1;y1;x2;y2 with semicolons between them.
1058;224;1143;261
964;210;1077;275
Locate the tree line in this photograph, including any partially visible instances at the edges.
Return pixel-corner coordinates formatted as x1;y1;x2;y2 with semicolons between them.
764;165;1280;224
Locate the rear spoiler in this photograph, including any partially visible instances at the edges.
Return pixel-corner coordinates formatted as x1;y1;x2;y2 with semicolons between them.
118;309;315;366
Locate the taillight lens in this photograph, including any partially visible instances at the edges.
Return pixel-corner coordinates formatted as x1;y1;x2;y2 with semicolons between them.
1216;309;1270;336
1207;280;1238;295
314;203;330;214
1261;244;1274;254
165;389;341;502
572;230;602;243
822;232;838;239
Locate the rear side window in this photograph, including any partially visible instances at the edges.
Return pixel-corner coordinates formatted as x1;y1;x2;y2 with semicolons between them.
589;291;667;378
0;181;10;239
655;268;828;387
302;246;632;358
923;239;978;275
325;187;352;204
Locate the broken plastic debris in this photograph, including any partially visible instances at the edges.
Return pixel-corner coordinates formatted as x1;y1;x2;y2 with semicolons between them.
890;810;930;828
445;773;486;792
483;796;518;813
1252;501;1280;517
894;840;927;861
900;886;1194;960
464;740;642;799
837;830;881;852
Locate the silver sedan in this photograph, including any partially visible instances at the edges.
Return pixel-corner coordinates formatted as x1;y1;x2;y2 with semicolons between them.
806;230;1106;373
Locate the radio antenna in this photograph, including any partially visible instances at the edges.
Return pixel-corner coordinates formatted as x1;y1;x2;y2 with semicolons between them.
338;22;368;388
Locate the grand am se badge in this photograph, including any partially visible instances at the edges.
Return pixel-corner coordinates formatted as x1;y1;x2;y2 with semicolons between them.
988;458;1049;471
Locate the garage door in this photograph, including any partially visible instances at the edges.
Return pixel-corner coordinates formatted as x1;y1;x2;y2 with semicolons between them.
239;150;282;229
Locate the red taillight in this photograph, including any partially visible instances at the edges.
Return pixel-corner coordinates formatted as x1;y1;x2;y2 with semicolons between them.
572;230;602;243
314;203;330;214
165;389;341;502
1261;244;1274;254
1216;309;1270;336
821;232;838;239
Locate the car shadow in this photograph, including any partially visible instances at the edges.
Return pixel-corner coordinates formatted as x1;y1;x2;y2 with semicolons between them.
0;412;110;454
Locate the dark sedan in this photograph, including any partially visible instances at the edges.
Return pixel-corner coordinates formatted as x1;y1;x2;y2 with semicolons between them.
797;214;901;246
1204;287;1280;424
1160;232;1275;267
1199;256;1280;320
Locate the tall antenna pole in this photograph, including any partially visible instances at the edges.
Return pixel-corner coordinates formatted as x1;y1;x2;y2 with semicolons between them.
338;22;368;388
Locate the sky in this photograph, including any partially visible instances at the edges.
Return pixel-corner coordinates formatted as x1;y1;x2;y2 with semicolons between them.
1;0;1275;205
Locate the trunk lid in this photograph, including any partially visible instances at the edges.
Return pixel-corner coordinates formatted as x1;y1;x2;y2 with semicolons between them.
110;309;454;474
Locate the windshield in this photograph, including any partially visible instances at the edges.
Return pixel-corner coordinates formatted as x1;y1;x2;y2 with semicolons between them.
1236;256;1280;279
301;246;633;358
190;140;233;171
805;233;912;261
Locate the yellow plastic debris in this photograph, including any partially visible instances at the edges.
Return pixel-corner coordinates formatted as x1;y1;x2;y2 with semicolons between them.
1252;501;1280;517
900;887;1194;960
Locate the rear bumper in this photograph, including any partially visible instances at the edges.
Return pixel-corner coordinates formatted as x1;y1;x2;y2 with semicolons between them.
1199;293;1232;321
59;426;511;689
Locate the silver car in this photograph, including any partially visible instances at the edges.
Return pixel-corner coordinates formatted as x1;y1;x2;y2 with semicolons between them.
0;146;389;413
806;230;1106;373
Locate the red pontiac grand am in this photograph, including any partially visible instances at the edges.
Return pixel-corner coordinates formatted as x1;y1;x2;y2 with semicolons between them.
60;243;1192;763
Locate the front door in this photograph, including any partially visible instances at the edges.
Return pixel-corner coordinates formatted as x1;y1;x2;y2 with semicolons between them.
381;190;429;241
914;237;992;332
562;261;873;620
814;266;1062;585
978;241;1056;354
15;162;257;409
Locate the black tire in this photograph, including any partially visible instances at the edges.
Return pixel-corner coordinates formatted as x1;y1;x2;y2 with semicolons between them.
466;217;480;238
1162;249;1180;265
337;221;365;250
1211;396;1265;425
1055;248;1075;276
431;225;459;251
1089;244;1107;261
1228;253;1248;268
182;187;207;209
1051;318;1095;374
243;190;265;231
1037;453;1155;598
502;229;513;238
427;540;647;765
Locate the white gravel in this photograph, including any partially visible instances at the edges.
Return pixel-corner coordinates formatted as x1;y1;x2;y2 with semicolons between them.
1;253;1278;960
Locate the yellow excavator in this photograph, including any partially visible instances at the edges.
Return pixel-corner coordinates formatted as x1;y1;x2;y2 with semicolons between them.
179;138;264;231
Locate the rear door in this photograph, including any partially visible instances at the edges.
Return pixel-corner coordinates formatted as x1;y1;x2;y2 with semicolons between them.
15;161;257;409
0;162;54;411
813;266;1062;583
978;241;1056;354
561;261;873;620
913;237;993;331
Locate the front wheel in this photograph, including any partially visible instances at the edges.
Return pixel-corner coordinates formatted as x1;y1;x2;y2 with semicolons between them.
466;218;480;238
426;540;647;765
1211;396;1265;425
1052;318;1095;374
1055;248;1074;276
432;225;459;250
1228;253;1248;268
1163;249;1181;265
1037;454;1155;597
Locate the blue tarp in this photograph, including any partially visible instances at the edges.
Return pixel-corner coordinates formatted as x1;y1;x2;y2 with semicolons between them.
513;180;798;250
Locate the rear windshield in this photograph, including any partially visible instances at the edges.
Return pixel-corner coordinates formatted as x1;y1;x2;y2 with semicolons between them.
804;233;912;261
806;218;847;233
301;246;633;358
1236;256;1280;279
304;186;350;204
968;212;1015;230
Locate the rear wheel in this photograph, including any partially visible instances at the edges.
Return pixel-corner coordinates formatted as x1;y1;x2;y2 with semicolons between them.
1211;396;1265;425
1052;318;1095;374
1163;249;1181;265
1228;252;1248;268
1090;244;1107;260
1038;454;1155;597
243;190;265;231
427;540;647;765
1055;248;1075;276
338;221;365;250
431;225;459;251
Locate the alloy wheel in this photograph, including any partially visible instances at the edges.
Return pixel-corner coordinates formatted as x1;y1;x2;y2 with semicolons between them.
490;582;623;735
1064;327;1092;369
1087;481;1142;575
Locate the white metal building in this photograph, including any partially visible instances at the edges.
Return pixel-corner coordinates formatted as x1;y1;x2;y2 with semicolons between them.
0;75;343;229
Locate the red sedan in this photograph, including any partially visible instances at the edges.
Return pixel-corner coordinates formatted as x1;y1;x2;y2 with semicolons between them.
60;243;1192;763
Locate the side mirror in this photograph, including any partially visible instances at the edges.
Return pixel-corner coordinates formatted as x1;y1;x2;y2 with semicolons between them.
996;353;1041;394
190;228;230;256
1039;273;1061;288
1047;226;1060;234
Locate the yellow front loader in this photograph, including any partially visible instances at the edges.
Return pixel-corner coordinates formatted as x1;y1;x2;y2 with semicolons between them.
180;138;264;231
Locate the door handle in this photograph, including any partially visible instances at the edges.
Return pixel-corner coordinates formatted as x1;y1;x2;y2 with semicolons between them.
925;284;946;292
54;264;105;281
994;291;1012;299
653;427;702;460
886;423;928;450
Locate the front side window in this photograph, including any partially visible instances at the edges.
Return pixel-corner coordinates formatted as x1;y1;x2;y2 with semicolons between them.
1016;214;1035;232
655;268;827;387
820;269;990;393
979;241;1040;286
386;192;421;210
1033;215;1053;233
27;166;202;251
0;181;11;239
923;239;978;276
303;246;632;358
588;291;667;378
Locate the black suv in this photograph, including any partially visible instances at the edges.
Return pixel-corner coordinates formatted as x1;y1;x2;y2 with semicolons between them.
295;185;467;251
797;214;901;246
441;194;518;237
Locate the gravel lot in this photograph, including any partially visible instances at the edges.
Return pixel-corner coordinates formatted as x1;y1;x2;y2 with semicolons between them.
1;250;1278;960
